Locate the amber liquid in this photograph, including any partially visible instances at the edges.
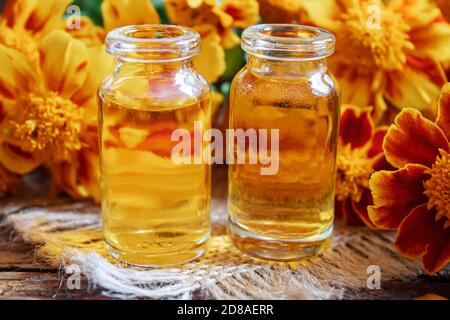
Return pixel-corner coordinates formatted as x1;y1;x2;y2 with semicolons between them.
229;68;339;260
99;92;211;266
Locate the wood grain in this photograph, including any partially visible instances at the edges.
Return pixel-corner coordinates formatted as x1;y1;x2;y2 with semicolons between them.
0;167;448;300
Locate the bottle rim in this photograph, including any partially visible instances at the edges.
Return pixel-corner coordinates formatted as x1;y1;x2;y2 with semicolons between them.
241;24;336;61
106;24;201;63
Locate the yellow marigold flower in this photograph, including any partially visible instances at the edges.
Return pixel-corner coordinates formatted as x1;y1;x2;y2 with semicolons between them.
221;0;260;29
302;0;450;122
101;0;160;32
0;31;111;201
193;24;226;83
0;0;102;51
65;16;105;48
11;93;83;161
166;0;259;48
165;0;259;81
1;0;71;37
49;125;101;202
257;0;304;23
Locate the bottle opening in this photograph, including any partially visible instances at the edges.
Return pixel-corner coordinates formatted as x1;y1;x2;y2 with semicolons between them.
106;24;201;63
242;24;335;61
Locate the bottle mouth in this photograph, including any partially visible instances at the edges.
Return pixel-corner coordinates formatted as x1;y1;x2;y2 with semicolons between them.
241;24;335;61
106;24;201;63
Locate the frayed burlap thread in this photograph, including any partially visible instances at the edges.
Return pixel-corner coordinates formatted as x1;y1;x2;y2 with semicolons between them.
0;194;429;300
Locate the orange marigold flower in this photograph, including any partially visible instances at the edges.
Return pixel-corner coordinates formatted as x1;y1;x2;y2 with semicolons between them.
369;83;450;274
336;105;391;227
165;0;260;49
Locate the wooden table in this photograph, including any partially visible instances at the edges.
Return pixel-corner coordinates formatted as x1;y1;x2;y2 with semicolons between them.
0;168;449;300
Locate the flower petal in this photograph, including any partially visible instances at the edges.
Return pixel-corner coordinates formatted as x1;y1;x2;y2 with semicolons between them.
369;164;429;229
49;127;100;202
301;0;341;31
193;25;226;83
0;142;41;175
101;0;160;32
352;189;377;229
383;108;449;168
395;204;450;274
221;0;260;29
367;127;388;158
3;0;72;36
39;30;89;99
387;0;440;29
384;65;444;111
0;44;36;100
436;83;450;140
436;0;450;23
258;0;303;23
339;105;374;149
72;46;113;125
409;21;450;61
336;198;365;227
65;16;105;48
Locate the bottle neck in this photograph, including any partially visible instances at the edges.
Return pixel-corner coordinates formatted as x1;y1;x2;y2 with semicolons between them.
247;55;328;78
113;58;195;76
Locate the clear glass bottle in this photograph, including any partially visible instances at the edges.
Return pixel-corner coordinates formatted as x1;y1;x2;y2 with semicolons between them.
228;24;340;261
99;25;211;266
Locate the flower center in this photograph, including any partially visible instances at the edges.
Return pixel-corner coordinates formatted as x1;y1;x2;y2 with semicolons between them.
337;3;413;71
336;144;374;202
424;149;450;228
12;93;84;161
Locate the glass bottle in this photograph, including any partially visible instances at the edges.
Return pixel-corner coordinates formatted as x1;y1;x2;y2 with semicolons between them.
228;24;340;261
99;25;211;266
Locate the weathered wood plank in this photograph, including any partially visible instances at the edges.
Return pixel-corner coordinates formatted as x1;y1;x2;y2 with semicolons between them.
0;166;448;300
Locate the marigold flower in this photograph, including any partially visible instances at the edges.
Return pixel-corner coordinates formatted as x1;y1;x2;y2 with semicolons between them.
0;0;101;51
65;16;105;48
165;0;259;49
336;105;391;227
101;0;160;32
221;0;260;29
192;24;226;83
1;0;72;37
0;31;111;201
99;0;229;83
369;83;450;274
257;0;303;23
302;0;450;122
49;125;101;202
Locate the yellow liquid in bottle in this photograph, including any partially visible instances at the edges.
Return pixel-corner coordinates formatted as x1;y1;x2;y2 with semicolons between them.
99;93;211;266
228;69;339;260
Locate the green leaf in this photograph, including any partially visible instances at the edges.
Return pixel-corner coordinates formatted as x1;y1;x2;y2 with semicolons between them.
71;0;103;26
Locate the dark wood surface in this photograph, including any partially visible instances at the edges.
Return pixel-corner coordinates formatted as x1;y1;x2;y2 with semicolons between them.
0;225;449;300
0;168;449;300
